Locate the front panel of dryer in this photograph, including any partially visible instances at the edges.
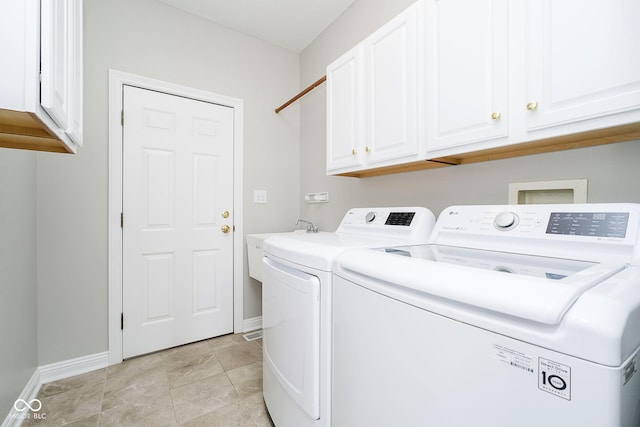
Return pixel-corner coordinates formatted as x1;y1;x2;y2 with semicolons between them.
262;257;320;419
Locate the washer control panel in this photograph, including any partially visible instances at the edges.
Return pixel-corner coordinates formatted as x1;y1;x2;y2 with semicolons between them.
546;212;629;238
434;204;640;243
431;204;640;266
494;211;519;231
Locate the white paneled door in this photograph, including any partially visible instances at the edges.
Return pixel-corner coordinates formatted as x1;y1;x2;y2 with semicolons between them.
122;85;234;358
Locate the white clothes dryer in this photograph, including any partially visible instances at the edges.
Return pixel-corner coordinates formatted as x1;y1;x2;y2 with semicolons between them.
261;207;436;427
332;204;640;427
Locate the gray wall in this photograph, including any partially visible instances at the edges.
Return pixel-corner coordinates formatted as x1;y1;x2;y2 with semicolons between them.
0;150;38;417
299;0;640;230
35;0;300;365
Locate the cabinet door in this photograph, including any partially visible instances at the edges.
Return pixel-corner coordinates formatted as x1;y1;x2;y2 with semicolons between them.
524;0;640;132
41;0;70;130
65;0;83;145
364;1;421;164
326;47;364;173
426;0;508;154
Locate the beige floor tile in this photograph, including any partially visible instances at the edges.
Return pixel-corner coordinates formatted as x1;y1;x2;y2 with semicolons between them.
101;368;169;412
99;392;176;427
170;373;240;424
106;351;165;386
104;358;168;395
214;341;262;372
207;333;247;352
38;369;107;399
62;414;100;427
19;334;274;427
25;382;104;427
241;392;275;427
167;353;224;389
180;401;255;427
161;341;213;371
227;361;263;399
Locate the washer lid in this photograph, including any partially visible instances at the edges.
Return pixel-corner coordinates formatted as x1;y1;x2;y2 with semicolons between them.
336;245;626;325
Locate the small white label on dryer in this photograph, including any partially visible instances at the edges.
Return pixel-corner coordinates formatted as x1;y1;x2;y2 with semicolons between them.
539;358;571;400
492;343;534;373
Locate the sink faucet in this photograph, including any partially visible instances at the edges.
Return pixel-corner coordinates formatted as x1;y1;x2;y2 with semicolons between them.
296;219;319;233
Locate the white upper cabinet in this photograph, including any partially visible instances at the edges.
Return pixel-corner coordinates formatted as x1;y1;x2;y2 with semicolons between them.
0;0;83;153
427;0;640;158
65;0;84;145
327;1;425;175
326;47;364;173
363;3;422;166
522;0;640;136
41;0;71;131
425;0;509;153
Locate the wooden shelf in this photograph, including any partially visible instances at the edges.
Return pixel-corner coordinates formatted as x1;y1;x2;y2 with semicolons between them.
0;109;72;153
337;122;640;178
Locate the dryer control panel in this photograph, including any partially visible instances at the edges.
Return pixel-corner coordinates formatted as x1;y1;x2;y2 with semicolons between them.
337;207;436;243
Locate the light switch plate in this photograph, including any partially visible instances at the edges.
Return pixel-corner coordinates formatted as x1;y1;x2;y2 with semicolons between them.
253;190;267;204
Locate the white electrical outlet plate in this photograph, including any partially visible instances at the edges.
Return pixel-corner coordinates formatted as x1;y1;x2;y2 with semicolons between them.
253;190;267;204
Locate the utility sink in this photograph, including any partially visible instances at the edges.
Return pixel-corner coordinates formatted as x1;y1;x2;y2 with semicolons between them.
246;231;306;282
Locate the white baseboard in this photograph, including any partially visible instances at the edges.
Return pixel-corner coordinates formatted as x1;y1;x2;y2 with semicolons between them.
1;369;40;427
2;352;108;427
38;352;108;385
242;316;262;333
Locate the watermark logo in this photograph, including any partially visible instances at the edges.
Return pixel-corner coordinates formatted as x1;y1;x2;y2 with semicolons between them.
11;399;46;420
14;399;42;412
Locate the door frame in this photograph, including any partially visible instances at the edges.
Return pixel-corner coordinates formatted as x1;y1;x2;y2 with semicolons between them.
107;69;244;365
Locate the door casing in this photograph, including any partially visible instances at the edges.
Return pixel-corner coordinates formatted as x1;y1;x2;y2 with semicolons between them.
108;69;244;365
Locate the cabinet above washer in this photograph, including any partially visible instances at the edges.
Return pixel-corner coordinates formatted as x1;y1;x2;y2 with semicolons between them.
326;0;640;178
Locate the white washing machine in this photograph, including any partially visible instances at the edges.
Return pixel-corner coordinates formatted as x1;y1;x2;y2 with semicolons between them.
332;204;640;427
261;207;436;427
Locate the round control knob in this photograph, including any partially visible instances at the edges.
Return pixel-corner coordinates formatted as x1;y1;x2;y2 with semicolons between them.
494;211;518;230
365;212;376;223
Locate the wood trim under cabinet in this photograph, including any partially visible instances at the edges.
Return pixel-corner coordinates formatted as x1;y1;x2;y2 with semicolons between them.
0;109;72;153
336;122;640;178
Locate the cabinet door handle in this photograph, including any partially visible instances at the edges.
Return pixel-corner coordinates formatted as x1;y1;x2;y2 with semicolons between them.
351;149;357;155
526;101;538;111
365;146;371;153
491;112;502;120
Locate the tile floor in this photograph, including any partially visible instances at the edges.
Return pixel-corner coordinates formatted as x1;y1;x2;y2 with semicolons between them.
22;334;275;427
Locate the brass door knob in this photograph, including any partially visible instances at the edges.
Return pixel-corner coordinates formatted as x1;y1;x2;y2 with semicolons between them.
526;101;538;111
491;112;502;120
351;149;357;155
222;210;230;218
365;146;370;153
221;225;231;234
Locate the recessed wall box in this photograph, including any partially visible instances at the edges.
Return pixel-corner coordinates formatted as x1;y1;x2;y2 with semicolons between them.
508;179;587;204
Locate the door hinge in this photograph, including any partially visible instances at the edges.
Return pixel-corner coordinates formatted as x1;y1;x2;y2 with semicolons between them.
120;212;124;228
120;312;124;330
121;110;124;126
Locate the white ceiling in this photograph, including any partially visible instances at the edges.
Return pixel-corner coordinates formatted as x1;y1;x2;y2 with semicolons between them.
156;0;357;53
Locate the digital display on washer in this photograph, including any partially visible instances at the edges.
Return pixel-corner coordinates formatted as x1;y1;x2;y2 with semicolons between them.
546;212;629;238
385;212;415;226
